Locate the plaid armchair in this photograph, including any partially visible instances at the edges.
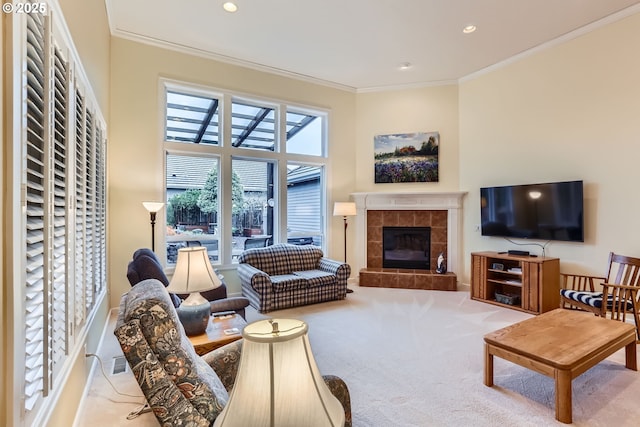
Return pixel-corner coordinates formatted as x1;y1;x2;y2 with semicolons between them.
237;243;351;313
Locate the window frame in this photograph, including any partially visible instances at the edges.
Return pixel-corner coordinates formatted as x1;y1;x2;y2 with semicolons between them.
160;79;330;267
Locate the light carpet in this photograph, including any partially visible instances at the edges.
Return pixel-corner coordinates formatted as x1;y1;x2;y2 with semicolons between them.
76;286;640;426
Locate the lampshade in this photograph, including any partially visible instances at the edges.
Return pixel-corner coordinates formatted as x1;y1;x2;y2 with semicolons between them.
213;318;345;427
166;247;221;294
167;247;221;336
142;201;165;213
333;202;356;217
142;202;164;252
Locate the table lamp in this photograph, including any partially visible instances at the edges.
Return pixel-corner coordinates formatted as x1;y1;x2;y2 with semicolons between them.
166;247;220;336
213;318;345;427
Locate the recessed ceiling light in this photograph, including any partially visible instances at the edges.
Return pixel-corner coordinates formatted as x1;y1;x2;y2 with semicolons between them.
399;62;412;70
223;2;238;13
463;24;477;34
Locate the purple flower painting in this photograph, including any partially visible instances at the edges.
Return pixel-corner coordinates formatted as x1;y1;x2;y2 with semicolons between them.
374;132;439;183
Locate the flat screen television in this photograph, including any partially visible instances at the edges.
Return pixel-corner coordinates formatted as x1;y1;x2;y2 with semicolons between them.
480;180;584;242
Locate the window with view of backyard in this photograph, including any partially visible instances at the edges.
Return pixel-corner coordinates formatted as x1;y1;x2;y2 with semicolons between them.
163;83;327;265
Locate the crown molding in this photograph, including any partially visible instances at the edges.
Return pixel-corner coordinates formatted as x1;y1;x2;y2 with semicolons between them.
110;28;357;93
460;3;640;84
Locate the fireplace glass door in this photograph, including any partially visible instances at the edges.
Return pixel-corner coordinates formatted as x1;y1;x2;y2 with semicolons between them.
382;226;431;270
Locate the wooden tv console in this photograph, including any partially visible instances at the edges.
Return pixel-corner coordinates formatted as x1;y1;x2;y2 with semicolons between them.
470;251;560;314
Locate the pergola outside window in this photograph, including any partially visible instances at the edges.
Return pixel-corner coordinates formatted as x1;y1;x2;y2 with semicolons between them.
162;83;328;265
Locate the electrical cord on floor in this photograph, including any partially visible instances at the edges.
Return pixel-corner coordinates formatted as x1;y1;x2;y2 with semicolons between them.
85;353;152;420
126;403;152;420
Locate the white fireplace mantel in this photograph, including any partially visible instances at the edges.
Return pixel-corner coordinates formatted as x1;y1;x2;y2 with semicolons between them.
350;191;467;280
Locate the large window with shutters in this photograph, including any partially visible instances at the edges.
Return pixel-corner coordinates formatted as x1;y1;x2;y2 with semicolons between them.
6;2;107;425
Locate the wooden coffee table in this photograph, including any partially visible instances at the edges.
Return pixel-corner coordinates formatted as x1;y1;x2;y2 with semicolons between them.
189;313;247;356
484;308;636;424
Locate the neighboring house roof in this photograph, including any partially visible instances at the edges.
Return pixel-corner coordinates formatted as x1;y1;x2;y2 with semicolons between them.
287;165;320;185
166;155;268;192
233;160;267;192
166;155;213;190
167;155;322;193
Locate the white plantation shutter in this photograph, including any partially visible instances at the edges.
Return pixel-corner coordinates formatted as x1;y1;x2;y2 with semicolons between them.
11;2;108;422
95;126;107;296
24;10;48;412
74;90;86;328
50;44;69;382
84;110;95;310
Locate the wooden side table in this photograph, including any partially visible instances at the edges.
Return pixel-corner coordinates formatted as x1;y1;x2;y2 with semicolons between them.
189;314;247;356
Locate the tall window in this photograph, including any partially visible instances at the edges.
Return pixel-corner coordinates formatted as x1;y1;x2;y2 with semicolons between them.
231;100;276;151
166;91;220;145
231;158;277;255
286;108;324;156
163;83;328;265
8;4;108;425
287;164;324;247
166;154;220;262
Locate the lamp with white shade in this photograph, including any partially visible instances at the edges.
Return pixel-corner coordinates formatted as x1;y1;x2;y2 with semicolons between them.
333;202;356;263
166;247;220;336
142;201;165;252
213;318;345;427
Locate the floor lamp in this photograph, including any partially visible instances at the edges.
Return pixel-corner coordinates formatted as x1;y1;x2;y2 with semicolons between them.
333;202;356;263
142;202;164;252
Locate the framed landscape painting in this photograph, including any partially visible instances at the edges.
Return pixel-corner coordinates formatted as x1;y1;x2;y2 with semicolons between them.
374;132;439;183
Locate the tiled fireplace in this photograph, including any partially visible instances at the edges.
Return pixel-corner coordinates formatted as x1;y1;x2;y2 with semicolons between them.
351;192;466;290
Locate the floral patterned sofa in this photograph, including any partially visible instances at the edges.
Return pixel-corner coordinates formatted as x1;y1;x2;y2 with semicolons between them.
237;243;351;313
114;278;351;426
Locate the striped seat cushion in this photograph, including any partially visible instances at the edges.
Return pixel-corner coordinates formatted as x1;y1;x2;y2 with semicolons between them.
293;270;337;288
561;289;604;308
561;289;634;310
270;274;308;292
238;244;323;276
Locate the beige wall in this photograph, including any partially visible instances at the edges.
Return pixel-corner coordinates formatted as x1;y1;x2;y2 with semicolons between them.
352;85;460;276
355;85;460;192
458;12;640;283
352;12;640;285
58;0;111;118
108;38;357;307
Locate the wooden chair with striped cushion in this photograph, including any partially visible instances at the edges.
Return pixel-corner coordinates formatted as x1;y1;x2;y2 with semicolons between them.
560;252;640;340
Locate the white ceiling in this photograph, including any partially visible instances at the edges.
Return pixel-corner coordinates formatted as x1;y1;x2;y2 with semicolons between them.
106;0;640;91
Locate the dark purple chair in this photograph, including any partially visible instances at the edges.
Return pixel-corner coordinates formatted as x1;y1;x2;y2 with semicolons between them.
126;248;250;319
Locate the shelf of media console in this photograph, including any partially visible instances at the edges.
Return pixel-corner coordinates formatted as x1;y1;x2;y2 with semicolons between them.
488;268;522;276
487;278;523;287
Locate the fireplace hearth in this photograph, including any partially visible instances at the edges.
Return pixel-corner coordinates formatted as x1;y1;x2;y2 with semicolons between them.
382;226;431;270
